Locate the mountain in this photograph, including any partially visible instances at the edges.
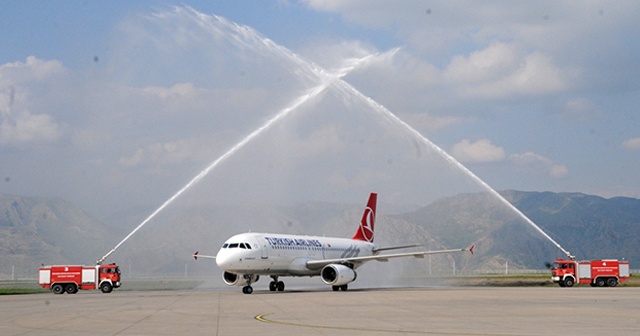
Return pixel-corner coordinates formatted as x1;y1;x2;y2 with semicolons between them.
397;190;640;271
501;190;640;266
0;194;117;279
1;191;638;280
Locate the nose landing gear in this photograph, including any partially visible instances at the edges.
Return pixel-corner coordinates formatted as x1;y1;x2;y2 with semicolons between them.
242;274;255;294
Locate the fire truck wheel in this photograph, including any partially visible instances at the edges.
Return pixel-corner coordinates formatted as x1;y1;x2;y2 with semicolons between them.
564;278;575;287
52;284;65;294
65;284;78;294
596;278;606;287
606;278;618;287
100;282;113;293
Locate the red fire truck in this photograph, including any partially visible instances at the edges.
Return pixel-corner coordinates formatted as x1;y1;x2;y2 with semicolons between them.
38;263;121;294
551;258;630;287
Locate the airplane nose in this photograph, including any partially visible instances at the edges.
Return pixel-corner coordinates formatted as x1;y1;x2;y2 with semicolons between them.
215;250;230;269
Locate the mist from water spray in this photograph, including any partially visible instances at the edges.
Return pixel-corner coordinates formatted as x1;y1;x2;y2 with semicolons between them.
333;81;574;259
97;47;381;264
100;7;572;264
194;7;573;259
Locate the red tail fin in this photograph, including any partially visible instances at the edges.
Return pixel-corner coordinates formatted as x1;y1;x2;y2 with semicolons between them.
352;193;377;243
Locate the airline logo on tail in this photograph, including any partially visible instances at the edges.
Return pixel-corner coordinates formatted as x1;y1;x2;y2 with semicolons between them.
353;193;377;243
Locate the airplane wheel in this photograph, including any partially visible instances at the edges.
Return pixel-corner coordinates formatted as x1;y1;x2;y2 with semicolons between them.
242;286;253;294
332;286;339;291
276;281;285;292
269;281;277;291
340;284;348;291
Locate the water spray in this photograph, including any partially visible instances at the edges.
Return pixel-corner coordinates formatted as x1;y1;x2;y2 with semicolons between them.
96;51;379;265
219;7;574;259
98;7;573;264
327;69;576;260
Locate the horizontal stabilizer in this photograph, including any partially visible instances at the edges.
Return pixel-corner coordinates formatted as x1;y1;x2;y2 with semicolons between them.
193;251;216;260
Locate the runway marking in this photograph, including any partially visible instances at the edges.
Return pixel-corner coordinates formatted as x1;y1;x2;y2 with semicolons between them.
255;313;503;335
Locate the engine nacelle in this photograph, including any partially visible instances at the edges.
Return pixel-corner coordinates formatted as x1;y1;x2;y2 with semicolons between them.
222;272;259;286
321;264;357;286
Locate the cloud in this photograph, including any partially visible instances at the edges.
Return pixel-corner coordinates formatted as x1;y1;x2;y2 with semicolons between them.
0;110;63;145
623;137;640;151
0;56;65;146
509;151;568;178
119;137;207;167
0;56;66;83
444;43;572;99
451;139;505;163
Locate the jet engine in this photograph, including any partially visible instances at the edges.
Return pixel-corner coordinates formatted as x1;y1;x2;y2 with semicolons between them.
222;272;259;286
321;264;357;286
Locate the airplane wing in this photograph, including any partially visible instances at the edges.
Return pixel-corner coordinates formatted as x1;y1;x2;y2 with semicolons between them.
193;251;216;260
305;245;474;270
373;244;421;253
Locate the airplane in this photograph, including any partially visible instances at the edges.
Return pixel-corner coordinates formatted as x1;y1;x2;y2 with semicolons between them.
193;192;474;294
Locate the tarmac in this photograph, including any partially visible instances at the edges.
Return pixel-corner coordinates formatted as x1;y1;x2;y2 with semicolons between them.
1;286;639;335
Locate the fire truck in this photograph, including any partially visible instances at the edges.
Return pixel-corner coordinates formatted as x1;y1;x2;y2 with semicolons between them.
38;263;121;294
550;258;630;287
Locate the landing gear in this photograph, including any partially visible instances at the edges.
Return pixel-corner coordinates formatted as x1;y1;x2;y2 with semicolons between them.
332;284;348;291
242;274;255;295
269;276;285;292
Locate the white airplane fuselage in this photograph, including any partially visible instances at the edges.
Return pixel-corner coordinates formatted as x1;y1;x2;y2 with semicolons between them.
216;232;376;277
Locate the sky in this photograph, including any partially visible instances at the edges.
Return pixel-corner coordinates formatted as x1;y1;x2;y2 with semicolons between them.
1;1;639;221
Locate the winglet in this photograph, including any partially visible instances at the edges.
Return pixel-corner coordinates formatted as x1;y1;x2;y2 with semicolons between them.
193;251;199;260
468;245;475;255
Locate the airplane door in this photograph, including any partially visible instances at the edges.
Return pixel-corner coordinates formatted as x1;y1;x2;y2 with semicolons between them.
257;237;268;259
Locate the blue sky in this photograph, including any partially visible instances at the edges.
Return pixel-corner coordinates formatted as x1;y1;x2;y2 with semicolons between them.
1;1;639;219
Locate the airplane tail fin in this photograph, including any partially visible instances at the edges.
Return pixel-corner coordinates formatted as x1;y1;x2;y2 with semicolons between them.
352;192;377;243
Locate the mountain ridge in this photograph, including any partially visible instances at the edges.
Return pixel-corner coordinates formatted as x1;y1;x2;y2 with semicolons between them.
1;191;637;279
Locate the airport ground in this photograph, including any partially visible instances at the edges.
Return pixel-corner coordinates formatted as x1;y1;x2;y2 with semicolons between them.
1;276;639;336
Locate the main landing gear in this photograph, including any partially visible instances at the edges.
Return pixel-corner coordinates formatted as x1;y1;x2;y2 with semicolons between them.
240;275;285;294
269;276;285;292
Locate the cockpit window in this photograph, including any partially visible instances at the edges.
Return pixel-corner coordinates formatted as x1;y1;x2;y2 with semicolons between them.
224;242;253;249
